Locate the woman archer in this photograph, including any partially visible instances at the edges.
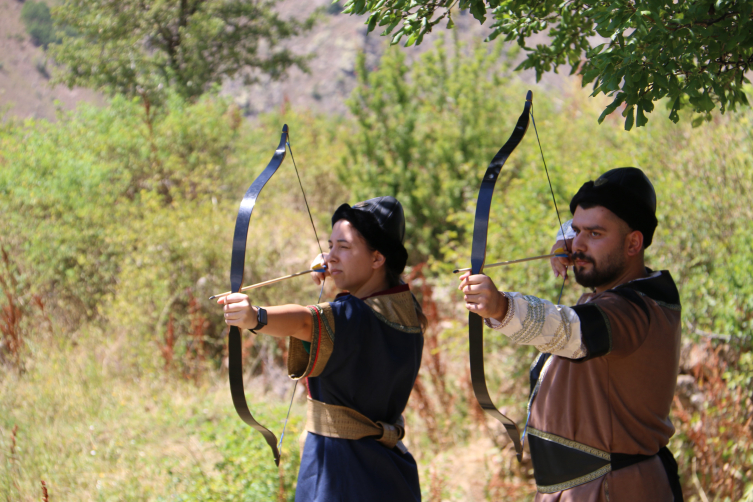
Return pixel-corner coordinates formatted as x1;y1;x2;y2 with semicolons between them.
218;196;426;502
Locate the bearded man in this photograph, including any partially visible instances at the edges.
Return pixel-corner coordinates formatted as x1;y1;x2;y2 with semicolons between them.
459;167;684;501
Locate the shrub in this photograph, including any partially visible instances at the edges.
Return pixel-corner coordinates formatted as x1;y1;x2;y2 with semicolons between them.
20;1;57;48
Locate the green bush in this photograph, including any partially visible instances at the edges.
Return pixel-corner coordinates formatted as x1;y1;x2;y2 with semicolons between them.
21;1;57;48
344;35;521;262
167;410;303;502
0;93;346;349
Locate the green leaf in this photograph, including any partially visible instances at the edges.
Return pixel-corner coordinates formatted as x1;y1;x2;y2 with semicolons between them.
624;106;635;131
468;1;487;24
668;96;681;123
636;105;648;127
598;93;626;123
391;28;405;45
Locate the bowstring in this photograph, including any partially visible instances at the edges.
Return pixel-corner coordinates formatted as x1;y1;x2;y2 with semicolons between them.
286;137;326;304
520;102;570;452
277;131;326;454
529;108;569;304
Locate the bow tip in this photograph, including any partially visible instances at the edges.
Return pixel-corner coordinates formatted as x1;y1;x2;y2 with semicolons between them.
282;124;289;133
526;90;533;102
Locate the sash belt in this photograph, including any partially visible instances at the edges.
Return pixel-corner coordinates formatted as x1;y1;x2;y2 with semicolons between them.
305;397;408;454
528;427;684;501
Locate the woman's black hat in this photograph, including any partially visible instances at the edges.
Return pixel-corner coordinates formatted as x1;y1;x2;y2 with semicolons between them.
331;196;408;273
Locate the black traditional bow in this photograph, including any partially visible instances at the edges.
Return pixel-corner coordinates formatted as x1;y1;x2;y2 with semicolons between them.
227;124;324;466
467;91;567;462
468;92;532;462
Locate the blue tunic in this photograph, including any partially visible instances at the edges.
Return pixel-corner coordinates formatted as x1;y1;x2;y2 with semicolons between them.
288;284;423;502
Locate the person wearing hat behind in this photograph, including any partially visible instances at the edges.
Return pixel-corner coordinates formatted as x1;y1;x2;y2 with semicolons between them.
219;196;425;502
458;168;684;501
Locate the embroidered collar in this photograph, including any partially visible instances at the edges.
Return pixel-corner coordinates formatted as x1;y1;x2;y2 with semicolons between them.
363;285;422;334
333;284;421;333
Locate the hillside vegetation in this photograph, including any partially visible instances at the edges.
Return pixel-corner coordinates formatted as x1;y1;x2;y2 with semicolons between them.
1;38;752;501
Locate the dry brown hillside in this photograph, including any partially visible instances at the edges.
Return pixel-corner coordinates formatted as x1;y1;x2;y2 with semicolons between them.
0;0;555;120
0;0;100;120
233;0;547;117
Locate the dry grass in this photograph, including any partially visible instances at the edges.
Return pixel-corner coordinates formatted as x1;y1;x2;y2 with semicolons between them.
0;327;234;500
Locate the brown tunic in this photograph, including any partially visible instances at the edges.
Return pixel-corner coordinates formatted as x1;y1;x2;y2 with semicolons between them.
530;271;682;501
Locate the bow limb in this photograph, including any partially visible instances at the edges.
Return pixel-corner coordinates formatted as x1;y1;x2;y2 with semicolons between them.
228;125;290;466
468;91;532;462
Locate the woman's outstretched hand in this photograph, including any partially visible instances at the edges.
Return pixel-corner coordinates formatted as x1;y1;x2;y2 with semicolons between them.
218;293;256;330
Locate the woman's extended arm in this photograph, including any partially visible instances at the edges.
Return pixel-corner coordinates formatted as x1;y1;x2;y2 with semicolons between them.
218;293;313;342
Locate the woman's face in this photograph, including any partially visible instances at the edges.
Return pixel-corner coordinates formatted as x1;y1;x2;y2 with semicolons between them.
326;220;385;294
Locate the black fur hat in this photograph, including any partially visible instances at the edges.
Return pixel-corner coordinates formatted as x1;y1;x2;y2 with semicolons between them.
569;167;658;247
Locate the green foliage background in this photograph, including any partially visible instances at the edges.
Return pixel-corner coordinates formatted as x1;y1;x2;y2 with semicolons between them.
49;0;316;104
343;0;753;131
0;39;751;500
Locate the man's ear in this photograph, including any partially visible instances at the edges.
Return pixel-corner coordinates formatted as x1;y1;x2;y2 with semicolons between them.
625;230;644;257
372;250;386;269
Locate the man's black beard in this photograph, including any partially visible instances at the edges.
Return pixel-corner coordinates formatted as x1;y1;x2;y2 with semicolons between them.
572;251;625;289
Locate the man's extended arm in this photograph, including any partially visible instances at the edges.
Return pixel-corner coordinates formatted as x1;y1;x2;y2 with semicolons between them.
485;292;586;359
459;272;586;359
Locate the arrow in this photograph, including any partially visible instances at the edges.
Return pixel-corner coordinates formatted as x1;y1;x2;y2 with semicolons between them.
209;266;327;300
453;250;568;274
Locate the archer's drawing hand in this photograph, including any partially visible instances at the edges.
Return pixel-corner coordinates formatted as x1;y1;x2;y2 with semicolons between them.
311;253;330;286
458;272;508;321
550;239;573;279
218;293;256;330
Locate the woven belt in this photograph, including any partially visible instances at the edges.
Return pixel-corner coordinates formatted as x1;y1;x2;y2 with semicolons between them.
305;397;408;453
